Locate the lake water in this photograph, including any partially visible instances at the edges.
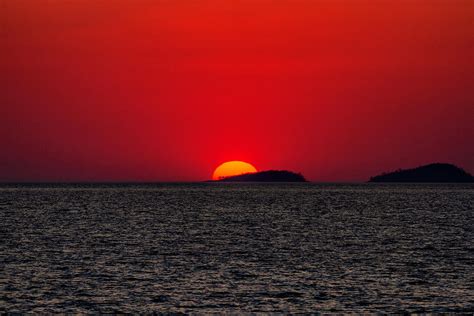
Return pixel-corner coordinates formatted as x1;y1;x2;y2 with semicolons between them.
1;183;473;313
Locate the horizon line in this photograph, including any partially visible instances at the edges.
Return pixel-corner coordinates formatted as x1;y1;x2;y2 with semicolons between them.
0;180;364;185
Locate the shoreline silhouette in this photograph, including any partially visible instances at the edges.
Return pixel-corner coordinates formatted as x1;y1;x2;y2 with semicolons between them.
369;163;474;183
211;170;307;182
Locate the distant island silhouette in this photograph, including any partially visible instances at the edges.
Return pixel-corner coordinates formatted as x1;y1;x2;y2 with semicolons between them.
214;170;307;182
369;163;474;183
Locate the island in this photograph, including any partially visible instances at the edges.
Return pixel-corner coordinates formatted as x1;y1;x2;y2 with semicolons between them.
369;163;474;183
214;170;307;182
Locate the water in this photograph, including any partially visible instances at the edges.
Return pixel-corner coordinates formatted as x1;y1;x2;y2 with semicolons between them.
1;183;473;313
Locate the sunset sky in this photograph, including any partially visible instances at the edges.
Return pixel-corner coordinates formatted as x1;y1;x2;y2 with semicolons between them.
1;0;473;182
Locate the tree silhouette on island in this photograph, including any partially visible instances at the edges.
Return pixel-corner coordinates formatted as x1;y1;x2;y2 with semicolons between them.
369;163;474;183
214;170;307;182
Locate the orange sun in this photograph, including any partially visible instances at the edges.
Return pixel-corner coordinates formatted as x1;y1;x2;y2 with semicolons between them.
212;161;257;180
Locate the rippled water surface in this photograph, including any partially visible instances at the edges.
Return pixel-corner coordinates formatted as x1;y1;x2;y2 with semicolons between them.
1;183;473;313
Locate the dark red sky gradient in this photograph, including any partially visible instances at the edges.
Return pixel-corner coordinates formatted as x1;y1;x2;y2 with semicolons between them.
1;0;473;182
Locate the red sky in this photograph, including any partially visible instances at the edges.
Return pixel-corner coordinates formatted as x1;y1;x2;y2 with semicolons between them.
1;0;473;182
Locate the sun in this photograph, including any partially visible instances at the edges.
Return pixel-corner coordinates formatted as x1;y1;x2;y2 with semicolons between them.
212;161;257;180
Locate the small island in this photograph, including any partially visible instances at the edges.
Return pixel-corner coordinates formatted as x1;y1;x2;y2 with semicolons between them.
214;170;307;182
369;163;474;183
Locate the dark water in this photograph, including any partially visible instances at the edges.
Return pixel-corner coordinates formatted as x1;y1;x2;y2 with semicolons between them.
1;183;473;313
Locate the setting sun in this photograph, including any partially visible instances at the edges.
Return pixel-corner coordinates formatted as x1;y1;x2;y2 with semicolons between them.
212;161;257;180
